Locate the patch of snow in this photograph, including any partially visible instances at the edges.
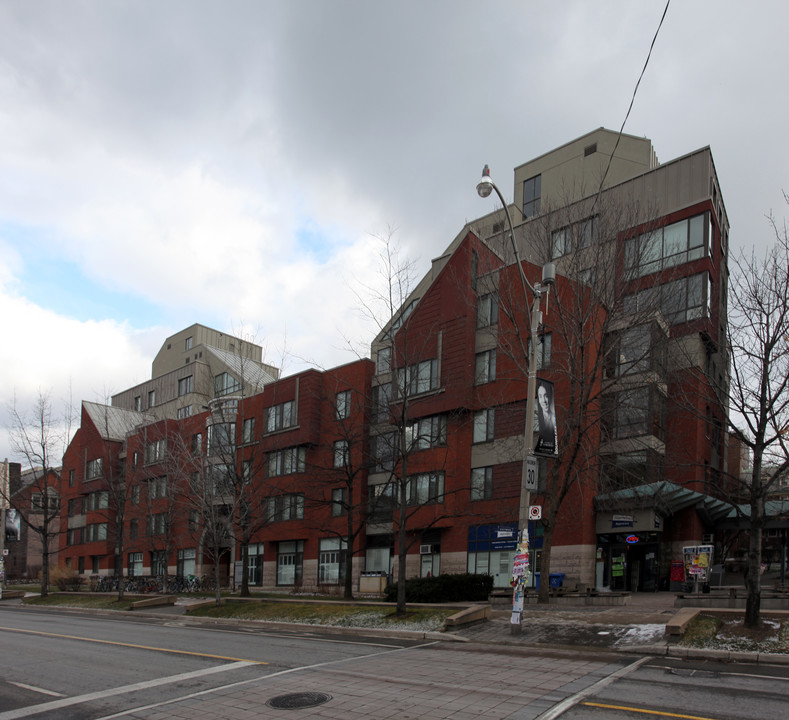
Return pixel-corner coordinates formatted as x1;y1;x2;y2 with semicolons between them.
614;624;666;646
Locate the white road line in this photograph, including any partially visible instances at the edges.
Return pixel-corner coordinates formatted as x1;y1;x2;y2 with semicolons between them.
7;682;65;698
93;640;440;720
535;656;651;720
0;661;255;720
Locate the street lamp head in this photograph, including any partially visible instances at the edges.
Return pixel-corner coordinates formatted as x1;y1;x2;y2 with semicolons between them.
476;164;493;198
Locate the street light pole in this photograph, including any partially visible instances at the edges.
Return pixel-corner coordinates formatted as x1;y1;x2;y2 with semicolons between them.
477;165;554;633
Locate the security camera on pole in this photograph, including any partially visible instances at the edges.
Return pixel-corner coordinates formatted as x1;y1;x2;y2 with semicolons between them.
477;165;555;634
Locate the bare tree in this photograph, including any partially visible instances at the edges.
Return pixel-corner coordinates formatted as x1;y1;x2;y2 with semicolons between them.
5;390;73;596
725;200;789;628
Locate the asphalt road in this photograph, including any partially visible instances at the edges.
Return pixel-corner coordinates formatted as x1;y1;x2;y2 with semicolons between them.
0;604;419;719
2;604;789;720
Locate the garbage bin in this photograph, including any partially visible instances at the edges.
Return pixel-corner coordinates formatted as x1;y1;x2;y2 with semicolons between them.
549;573;565;588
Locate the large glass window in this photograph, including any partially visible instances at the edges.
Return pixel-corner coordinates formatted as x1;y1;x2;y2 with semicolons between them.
267;447;306;476
242;418;255;444
333;440;349;468
145;438;167;465
372;383;392;422
396;359;439;397
527;333;552;370
266;400;296;432
623;273;711;326
407;472;444;506
247;543;264;586
214;372;241;397
86;458;103;479
406;414;447;451
625;213;708;277
318;537;347;585
151;550;167;576
267;494;305;522
276;540;303;585
177;548;196;577
207;422;235;457
128;552;144;577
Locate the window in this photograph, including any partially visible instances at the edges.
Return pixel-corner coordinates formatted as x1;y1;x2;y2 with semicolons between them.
68;497;84;516
67;528;83;545
527;333;552;370
266;400;296;432
86;490;109;511
377;346;392;374
86;458;103;480
552;216;599;259
148;476;168;499
129;519;139;539
276;540;304;585
623;273;711;326
475;350;496;384
396;358;439;397
247;543;264;585
177;548;196;577
145;438;167;465
207;422;235;456
151;550;167;576
333;440;349;468
625;213;708;277
267;447;306;476
406;414;447;451
335;390;351;420
148;390;156;408
85;523;108;542
369;483;396;521
372;383;392;422
191;432;202;456
407;472;444;506
522;174;541;218
242;417;255;444
604;387;666;441
131;485;140;505
473;408;495;443
477;293;499;328
471;467;493;501
188;510;200;533
331;487;347;516
318;537;347;585
209;464;235;496
177;405;193;419
128;552;144;577
185;336;193;351
214;372;241;398
178;375;193;396
147;513;168;536
133;396;141;411
268;494;305;523
372;432;396;472
32;492;59;513
69;469;75;487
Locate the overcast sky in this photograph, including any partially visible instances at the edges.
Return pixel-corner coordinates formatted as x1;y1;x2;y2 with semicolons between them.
2;1;787;462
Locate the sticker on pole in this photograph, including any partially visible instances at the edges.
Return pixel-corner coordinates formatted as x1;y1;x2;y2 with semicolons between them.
528;505;542;520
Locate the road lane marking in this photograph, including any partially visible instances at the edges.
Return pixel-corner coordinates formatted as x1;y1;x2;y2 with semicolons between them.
0;662;257;720
536;656;651;720
0;624;268;664
8;682;65;698
582;701;720;719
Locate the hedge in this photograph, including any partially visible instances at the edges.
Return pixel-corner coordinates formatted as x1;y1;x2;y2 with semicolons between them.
384;573;493;603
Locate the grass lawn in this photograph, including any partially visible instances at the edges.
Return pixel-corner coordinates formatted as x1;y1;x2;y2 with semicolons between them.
680;613;789;653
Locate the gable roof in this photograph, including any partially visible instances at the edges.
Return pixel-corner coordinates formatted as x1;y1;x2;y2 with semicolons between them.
83;401;154;442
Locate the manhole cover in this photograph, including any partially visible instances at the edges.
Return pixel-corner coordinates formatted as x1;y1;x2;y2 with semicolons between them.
266;692;332;709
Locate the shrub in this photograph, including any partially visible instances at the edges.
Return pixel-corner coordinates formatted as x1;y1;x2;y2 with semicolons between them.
47;566;83;592
384;573;493;603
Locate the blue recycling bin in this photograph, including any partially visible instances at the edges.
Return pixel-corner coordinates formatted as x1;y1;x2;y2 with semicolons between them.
549;573;565;588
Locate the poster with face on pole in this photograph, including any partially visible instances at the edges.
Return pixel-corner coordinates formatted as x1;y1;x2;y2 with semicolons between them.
534;378;558;456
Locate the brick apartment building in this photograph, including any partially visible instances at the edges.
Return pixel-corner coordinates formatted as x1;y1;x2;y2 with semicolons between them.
57;129;733;594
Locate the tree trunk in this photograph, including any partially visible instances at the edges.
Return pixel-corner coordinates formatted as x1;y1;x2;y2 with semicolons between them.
343;496;355;600
396;479;408;616
744;524;762;628
40;541;50;598
214;551;223;607
240;540;250;597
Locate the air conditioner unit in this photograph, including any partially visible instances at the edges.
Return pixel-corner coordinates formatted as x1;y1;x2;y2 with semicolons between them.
420;544;434;554
702;533;714;545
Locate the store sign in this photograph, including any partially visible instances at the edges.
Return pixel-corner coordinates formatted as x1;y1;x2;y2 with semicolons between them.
625;535;639;544
612;514;634;528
